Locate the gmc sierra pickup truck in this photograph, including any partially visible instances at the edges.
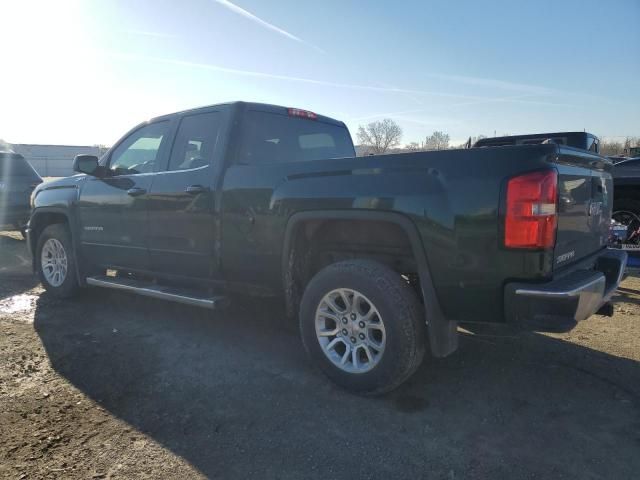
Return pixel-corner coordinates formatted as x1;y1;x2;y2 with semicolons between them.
28;102;626;394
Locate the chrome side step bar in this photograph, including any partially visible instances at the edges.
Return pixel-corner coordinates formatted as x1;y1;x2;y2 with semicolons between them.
86;275;226;310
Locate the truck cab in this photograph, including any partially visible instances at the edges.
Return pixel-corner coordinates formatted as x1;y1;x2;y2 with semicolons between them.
38;103;355;283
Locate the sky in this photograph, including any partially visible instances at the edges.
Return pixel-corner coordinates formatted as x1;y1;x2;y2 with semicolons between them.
1;0;639;147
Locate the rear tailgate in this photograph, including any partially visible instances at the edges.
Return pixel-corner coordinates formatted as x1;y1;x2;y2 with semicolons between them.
554;146;612;269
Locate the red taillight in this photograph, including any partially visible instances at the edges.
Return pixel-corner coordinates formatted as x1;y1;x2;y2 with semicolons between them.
505;170;558;249
288;107;317;120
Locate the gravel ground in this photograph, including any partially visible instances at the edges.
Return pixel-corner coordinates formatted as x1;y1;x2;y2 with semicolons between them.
0;230;639;479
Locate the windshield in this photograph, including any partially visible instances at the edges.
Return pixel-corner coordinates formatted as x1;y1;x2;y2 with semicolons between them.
238;111;355;164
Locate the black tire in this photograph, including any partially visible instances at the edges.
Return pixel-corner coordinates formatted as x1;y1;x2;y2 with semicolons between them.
36;224;79;298
299;260;425;395
613;198;640;244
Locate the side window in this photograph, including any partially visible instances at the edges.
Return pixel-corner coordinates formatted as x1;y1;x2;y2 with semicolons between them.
167;112;222;171
109;121;169;175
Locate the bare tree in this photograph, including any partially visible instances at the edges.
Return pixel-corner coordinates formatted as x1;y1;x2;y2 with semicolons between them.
423;131;450;150
471;134;487;146
405;141;422;152
356;119;403;155
600;140;624;156
622;137;640;155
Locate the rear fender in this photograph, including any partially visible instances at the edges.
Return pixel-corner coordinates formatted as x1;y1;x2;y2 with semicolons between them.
282;210;458;357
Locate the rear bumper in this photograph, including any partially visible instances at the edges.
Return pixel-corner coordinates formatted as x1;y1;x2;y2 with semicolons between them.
504;249;627;331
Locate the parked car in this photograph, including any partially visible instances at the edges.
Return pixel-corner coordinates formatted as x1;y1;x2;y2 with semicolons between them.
473;131;600;152
27;102;626;394
0;151;42;238
612;157;640;245
608;155;629;164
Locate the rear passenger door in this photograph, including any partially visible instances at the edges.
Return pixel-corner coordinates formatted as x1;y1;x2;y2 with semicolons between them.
146;108;228;279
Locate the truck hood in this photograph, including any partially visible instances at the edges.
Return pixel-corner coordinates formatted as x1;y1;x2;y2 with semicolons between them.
35;175;85;193
33;175;86;205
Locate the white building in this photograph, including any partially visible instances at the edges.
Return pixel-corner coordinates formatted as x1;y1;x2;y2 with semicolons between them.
11;144;108;177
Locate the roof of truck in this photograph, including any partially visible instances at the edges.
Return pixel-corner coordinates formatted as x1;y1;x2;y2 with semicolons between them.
152;101;346;127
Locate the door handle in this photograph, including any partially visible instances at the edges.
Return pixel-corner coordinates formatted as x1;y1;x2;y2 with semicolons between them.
186;185;209;195
127;187;147;197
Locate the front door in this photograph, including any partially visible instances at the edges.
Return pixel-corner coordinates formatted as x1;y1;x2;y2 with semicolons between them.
77;120;172;271
146;110;226;279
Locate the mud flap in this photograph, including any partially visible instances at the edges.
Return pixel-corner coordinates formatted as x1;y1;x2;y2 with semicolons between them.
428;316;459;357
419;264;458;357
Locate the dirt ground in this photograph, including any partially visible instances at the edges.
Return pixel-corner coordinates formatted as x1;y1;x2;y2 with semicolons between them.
0;230;638;479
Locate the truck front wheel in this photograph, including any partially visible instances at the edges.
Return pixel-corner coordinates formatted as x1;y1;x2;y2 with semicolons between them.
36;224;79;298
299;260;425;395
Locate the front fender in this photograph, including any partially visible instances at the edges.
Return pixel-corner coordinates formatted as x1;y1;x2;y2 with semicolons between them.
29;180;84;284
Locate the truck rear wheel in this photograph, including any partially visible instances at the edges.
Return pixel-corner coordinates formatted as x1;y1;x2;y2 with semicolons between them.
36;224;79;298
299;260;425;395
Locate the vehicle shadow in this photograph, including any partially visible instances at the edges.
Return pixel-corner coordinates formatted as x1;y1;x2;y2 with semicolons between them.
612;288;640;307
33;289;640;479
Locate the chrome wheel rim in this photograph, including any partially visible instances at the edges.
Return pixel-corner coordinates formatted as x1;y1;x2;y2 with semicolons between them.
41;238;68;287
315;288;386;374
612;210;640;244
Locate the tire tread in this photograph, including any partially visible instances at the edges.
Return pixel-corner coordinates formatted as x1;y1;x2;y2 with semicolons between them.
300;259;425;395
36;224;79;298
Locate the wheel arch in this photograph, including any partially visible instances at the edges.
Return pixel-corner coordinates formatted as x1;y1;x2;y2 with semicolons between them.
282;210;458;357
29;207;84;286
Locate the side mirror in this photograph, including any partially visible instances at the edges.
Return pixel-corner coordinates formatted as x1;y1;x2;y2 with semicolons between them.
73;155;100;176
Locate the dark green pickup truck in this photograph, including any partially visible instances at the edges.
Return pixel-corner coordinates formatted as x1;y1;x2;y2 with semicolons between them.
27;102;626;394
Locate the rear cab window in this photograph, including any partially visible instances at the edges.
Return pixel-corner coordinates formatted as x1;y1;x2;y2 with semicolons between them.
237;110;355;164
